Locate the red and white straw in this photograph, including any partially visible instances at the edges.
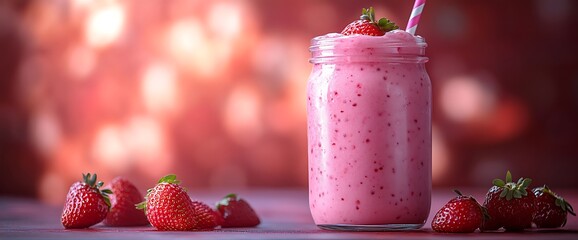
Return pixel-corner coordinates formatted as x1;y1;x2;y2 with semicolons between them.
406;0;427;35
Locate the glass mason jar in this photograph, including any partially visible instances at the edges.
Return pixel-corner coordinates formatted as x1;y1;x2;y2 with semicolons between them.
306;31;432;231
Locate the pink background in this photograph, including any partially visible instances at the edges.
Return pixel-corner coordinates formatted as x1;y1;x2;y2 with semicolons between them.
1;0;577;205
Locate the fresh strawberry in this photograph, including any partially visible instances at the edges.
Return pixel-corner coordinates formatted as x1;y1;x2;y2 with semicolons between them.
137;174;198;231
190;200;221;230
103;177;149;227
432;190;488;233
61;173;111;229
341;7;398;36
216;193;260;227
482;171;535;231
533;185;576;228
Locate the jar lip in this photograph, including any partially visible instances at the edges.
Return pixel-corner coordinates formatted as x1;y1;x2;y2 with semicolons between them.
310;31;427;50
309;31;428;64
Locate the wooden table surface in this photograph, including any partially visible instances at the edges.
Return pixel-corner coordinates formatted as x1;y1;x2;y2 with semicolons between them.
2;188;577;239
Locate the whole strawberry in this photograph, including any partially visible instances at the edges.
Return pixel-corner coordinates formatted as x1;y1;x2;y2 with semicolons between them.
341;7;398;36
137;174;197;231
533;185;576;228
103;177;149;227
61;173;111;229
432;190;488;233
216;193;260;227
482;171;535;231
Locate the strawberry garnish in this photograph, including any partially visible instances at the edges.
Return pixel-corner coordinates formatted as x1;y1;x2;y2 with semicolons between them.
482;171;535;231
216;193;260;227
137;174;199;231
61;173;111;229
432;190;488;233
341;7;398;36
533;185;576;228
103;177;149;227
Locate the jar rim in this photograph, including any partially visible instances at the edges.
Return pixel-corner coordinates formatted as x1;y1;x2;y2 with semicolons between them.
309;32;428;64
310;32;427;48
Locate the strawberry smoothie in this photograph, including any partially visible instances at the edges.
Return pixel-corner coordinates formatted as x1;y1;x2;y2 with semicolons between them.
307;30;431;230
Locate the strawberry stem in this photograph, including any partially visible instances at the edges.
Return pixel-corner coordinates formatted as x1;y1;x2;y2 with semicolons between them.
453;189;463;196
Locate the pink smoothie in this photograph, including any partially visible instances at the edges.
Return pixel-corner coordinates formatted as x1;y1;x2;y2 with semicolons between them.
307;30;431;229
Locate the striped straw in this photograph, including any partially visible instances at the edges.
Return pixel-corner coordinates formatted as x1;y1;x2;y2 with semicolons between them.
406;0;427;35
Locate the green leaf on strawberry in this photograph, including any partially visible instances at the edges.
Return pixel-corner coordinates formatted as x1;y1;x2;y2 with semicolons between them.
494;171;532;201
157;174;180;184
377;18;398;32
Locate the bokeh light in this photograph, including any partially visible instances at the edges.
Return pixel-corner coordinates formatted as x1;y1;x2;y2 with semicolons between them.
30;108;62;157
431;125;450;183
85;1;125;49
440;75;496;123
66;44;97;80
166;18;218;77
223;84;263;145
92;123;128;172
141;63;180;115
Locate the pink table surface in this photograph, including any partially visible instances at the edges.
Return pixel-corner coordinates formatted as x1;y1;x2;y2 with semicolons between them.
1;188;577;239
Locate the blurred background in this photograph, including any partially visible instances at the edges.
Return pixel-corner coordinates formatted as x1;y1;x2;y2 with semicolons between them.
1;0;577;205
